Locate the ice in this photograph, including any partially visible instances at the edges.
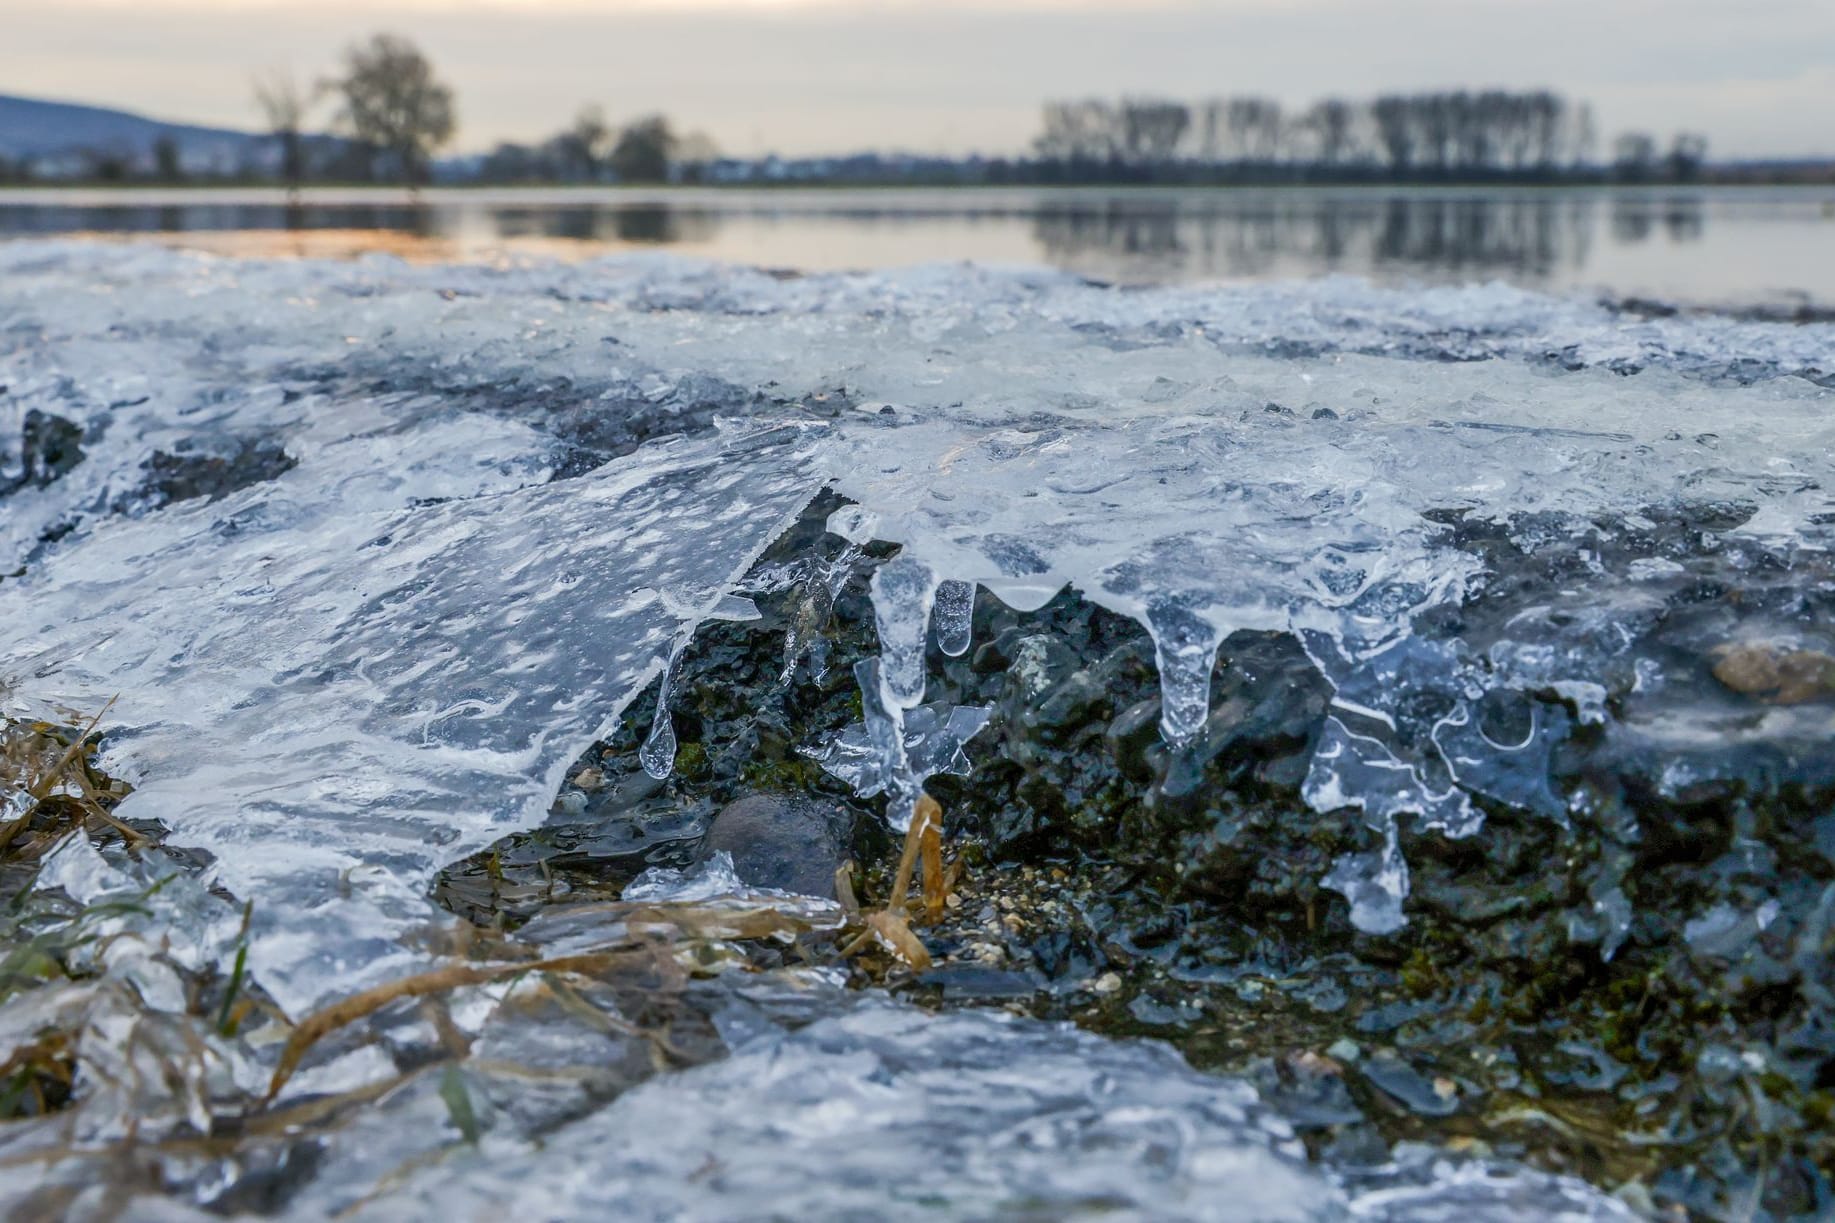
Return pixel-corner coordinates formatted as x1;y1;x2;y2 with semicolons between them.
8;249;1832;922
869;552;938;709
1146;595;1225;742
1321;819;1411;936
0;241;1828;1213
6;243;1831;951
933;577;976;656
623;849;751;903
742;539;862;683
0;281;827;1012
637;641;685;779
330;999;1631;1223
803;687;992;803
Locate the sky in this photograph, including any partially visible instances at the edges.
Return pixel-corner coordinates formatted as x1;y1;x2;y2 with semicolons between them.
5;0;1832;159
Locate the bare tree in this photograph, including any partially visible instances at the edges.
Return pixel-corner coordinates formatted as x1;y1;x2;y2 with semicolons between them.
1571;104;1597;168
1195;99;1228;163
1118;98;1190;166
1306;98;1356;168
1225;97;1284;163
1035;100;1121;164
254;70;314;196
555;106;611;182
331;33;456;188
1032;88;1596;184
610;115;676;183
1667;133;1708;181
153;136;183;183
1372;95;1417;176
1613;132;1659;182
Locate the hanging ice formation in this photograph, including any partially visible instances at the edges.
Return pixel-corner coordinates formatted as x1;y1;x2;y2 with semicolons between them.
0;241;1828;983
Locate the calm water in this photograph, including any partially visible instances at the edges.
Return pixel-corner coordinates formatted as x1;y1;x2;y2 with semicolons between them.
4;185;1834;303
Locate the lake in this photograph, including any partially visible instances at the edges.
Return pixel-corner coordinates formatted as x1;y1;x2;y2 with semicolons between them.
3;184;1834;305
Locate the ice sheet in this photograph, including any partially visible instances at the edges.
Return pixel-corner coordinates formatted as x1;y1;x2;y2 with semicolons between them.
0;241;1827;1215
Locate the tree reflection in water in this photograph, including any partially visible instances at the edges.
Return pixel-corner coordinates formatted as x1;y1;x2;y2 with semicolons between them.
1030;194;1705;284
0;188;1777;297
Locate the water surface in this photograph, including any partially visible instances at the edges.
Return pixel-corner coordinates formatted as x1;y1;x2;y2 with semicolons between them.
3;184;1833;303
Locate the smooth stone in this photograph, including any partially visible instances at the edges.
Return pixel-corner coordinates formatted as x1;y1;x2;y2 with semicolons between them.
697;794;850;898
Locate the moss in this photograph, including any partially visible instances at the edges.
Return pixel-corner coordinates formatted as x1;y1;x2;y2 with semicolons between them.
738;753;826;793
1400;946;1443;998
673;741;709;779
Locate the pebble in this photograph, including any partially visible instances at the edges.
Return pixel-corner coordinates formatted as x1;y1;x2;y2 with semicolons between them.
698;794;848;897
1360;1053;1461;1118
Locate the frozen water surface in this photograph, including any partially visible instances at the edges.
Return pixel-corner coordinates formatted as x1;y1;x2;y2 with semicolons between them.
340;1001;1631;1223
1;240;1829;1214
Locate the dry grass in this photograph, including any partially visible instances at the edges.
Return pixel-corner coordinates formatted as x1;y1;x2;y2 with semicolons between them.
266;892;841;1101
0;704;152;1122
0;701;141;869
838;792;953;972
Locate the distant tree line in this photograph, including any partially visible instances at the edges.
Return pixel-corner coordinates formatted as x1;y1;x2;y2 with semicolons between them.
261;34;715;188
1028;91;1708;185
4;53;1800;191
0;33;714;189
472;111;720;185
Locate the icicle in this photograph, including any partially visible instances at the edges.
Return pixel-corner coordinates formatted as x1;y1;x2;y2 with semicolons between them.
1323;818;1408;935
745;544;863;685
870;554;938;711
639;644;686;779
933;579;975;657
853;657;921;830
1144;597;1220;743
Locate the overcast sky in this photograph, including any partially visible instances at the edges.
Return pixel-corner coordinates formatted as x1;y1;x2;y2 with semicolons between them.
5;0;1832;159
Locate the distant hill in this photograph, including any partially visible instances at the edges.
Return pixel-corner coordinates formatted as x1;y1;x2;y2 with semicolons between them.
0;94;258;171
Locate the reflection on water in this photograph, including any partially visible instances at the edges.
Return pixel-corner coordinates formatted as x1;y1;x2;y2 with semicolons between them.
1032;195;1601;282
2;186;1832;301
488;203;717;245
